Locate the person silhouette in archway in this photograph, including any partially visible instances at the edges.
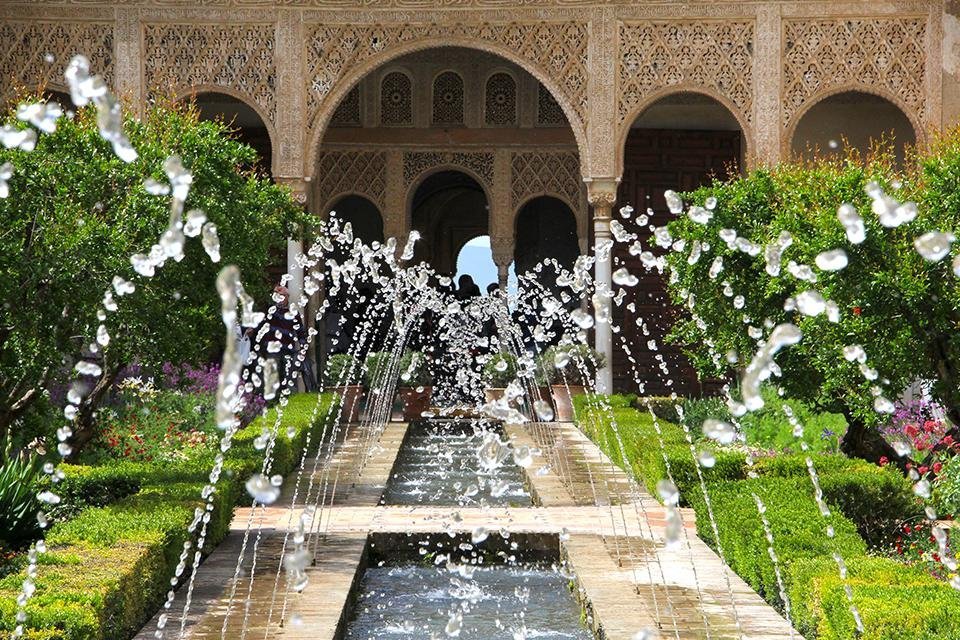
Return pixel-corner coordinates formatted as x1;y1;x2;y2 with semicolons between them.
456;274;481;300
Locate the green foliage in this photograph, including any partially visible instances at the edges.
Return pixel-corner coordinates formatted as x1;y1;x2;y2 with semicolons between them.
0;452;43;548
0;393;333;640
692;476;866;605
44;464;141;522
577;397;937;637
665;137;960;429
482;352;518;388
788;556;960;640
322;353;359;387
0;95;307;443
933;453;960;517
397;350;432;387
537;345;606;386
362;351;393;388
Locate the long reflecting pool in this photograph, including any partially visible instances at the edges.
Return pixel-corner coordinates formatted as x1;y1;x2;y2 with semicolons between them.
382;420;533;507
343;534;592;640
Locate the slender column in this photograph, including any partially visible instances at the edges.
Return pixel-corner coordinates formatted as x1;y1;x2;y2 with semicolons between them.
490;236;514;294
587;181;617;394
753;5;782;166
114;9;142;113
383;149;406;241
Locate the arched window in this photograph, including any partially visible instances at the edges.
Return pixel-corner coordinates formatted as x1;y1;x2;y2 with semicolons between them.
380;71;412;126
484;73;517;126
432;71;464;125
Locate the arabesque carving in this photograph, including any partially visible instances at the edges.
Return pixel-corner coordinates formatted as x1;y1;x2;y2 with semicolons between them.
510;151;582;212
403;151;494;190
781;17;926;128
618;21;754;125
0;20;113;96
143;22;276;118
314;149;387;212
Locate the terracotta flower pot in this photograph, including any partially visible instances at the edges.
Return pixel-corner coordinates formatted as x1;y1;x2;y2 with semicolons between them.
397;386;432;421
327;384;364;423
535;386;556;421
551;384;585;422
484;388;506;404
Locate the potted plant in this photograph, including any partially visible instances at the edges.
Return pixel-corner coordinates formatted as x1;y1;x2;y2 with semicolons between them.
481;351;518;404
394;350;433;421
323;353;363;423
540;344;606;421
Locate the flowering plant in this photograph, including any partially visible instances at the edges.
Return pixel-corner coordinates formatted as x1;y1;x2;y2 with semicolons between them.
891;518;958;584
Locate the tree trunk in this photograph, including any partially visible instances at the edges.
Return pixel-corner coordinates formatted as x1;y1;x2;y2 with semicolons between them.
67;366;121;459
840;410;902;468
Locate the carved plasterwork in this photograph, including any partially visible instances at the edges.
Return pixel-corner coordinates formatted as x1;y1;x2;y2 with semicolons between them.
617;20;755;127
0;20;113;97
781;17;927;130
143;22;277;119
304;21;588;135
403;151;494;191
314;149;387;212
510;151;582;213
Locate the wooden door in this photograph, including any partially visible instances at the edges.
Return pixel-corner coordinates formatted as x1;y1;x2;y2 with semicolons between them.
613;128;741;396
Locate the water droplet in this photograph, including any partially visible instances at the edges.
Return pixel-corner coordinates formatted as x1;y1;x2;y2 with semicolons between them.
245;474;281;505
914;231;955;262
815;249;848;271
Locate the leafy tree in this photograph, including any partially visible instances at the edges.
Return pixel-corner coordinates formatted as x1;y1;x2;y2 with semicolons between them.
663;138;960;462
0;95;309;452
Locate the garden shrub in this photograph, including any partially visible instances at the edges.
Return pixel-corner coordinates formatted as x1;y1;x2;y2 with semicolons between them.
0;393;333;640
690;476;866;604
46;464;142;522
788;556;960;640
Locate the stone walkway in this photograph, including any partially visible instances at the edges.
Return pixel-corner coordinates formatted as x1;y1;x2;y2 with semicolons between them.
136;416;799;640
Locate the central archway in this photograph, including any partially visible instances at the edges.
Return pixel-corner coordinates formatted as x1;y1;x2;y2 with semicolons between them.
410;170;488;276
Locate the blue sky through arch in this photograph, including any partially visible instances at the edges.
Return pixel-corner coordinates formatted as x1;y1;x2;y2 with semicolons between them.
455;235;517;296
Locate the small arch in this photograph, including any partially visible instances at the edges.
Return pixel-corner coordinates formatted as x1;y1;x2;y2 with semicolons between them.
787;88;920;166
432;70;465;125
328;194;384;245
405;164;493;225
514;196;579;278
409;170;488;275
177;86;276;176
379;69;413;126
617;86;753;177
484;71;517;126
454;235;503;294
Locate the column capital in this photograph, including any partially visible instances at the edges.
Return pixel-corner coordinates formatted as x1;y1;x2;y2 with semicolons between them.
490;236;514;266
276;176;309;207
585;178;619;214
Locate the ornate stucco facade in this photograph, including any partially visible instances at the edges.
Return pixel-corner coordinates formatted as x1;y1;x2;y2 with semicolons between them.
1;0;956;391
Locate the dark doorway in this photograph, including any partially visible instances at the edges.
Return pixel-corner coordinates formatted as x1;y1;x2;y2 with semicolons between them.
615;128;741;396
410;171;488;276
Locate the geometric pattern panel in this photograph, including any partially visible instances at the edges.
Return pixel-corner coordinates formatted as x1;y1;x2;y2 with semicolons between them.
0;20;114;97
782;17;926;127
314;150;387;212
331;85;361;126
432;70;464;125
618;21;754;125
381;71;413;125
510;151;582;210
403;151;494;189
143;23;276;119
306;21;587;129
485;72;517;126
537;82;566;125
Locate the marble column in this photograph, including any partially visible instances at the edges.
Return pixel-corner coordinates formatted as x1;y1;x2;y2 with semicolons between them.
587;180;618;394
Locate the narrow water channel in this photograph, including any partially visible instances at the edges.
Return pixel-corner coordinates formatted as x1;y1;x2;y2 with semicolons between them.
381;420;533;507
342;534;593;640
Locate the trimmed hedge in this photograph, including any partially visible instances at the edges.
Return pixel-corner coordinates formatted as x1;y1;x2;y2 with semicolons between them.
0;393;334;640
789;556;960;639
576;395;945;639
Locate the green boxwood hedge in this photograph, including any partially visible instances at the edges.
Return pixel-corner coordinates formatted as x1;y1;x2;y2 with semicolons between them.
0;393;334;640
575;395;949;639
